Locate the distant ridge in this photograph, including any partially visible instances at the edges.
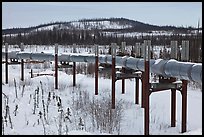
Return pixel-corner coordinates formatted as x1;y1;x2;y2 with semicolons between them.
2;17;197;35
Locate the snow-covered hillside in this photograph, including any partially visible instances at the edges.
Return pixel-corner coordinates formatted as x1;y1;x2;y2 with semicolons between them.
3;18;200;37
70;20;132;30
30;19;134;32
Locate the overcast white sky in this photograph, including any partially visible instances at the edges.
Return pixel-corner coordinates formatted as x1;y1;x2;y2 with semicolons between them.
2;2;202;29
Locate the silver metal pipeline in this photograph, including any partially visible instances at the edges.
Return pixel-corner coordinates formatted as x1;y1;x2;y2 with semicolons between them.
2;51;20;59
2;51;202;84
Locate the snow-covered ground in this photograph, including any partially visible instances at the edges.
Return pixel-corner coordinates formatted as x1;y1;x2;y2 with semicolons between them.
2;45;202;135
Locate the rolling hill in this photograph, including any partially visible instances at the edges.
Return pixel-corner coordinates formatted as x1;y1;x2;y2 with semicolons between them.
2;17;196;35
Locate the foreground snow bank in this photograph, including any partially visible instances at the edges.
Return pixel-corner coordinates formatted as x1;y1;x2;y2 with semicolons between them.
181;128;202;135
67;130;111;135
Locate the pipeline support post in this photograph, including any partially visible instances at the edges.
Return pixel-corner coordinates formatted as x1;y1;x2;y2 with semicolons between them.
111;43;116;109
31;69;33;78
73;45;76;87
5;43;8;84
171;88;176;127
170;41;178;60
73;62;76;87
121;42;126;94
95;44;99;95
135;77;139;104
55;43;58;89
21;59;24;81
20;43;24;81
141;72;145;108
144;40;151;135
181;80;187;133
170;77;177;127
122;68;125;94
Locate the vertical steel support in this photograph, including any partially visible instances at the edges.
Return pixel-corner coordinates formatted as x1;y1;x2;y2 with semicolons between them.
20;43;24;81
73;62;76;87
141;72;145;108
144;61;150;135
170;41;178;59
31;69;33;78
171;89;176;127
95;44;99;95
135;43;141;58
55;44;58;89
21;59;24;81
5;43;8;84
111;43;116;109
135;77;139;104
144;40;151;135
121;42;125;94
112;56;116;109
73;44;76;87
122;67;125;94
181;80;187;133
181;41;190;61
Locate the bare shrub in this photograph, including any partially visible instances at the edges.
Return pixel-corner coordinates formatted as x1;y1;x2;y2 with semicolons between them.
72;88;125;134
87;92;124;134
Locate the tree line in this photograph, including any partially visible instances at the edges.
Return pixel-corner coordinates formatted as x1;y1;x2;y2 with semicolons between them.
2;28;202;63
